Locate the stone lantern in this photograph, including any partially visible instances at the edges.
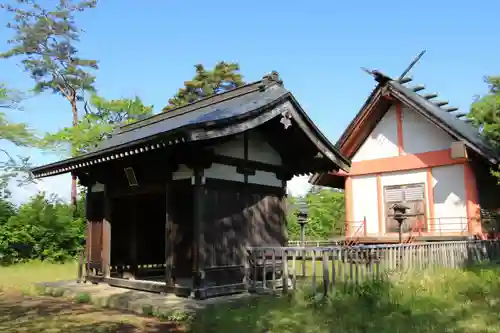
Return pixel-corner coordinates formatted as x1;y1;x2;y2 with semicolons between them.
391;203;410;243
295;197;309;246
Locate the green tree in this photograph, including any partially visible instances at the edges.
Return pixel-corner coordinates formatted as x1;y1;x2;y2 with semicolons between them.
43;95;154;155
469;76;500;180
0;83;36;198
163;61;245;111
287;189;346;240
0;192;85;264
0;196;16;225
1;0;98;210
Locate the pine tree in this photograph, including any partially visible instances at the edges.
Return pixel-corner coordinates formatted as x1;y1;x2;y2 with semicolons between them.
43;95;154;155
1;0;98;210
163;61;244;111
0;83;36;198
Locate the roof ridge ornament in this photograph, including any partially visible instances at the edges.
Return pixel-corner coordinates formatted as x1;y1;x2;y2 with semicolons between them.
262;71;283;86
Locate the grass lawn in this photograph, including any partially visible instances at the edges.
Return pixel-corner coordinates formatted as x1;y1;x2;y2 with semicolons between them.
0;260;78;294
0;261;184;332
3;260;500;332
193;265;500;333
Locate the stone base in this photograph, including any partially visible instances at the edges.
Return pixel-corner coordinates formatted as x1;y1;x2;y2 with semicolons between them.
35;280;254;318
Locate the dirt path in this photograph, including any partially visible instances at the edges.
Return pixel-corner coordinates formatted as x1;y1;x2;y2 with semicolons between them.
0;292;186;333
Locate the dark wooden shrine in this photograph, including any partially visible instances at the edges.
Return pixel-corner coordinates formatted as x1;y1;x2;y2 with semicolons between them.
31;72;350;299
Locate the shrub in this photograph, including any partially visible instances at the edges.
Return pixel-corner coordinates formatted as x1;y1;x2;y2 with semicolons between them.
0;192;85;264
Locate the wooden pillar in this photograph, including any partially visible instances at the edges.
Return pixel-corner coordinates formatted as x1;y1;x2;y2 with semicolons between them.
192;167;205;298
281;178;288;244
243;131;251;248
165;182;174;288
129;197;138;279
102;187;112;278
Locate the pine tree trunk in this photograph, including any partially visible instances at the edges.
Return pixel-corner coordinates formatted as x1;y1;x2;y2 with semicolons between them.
71;98;78;216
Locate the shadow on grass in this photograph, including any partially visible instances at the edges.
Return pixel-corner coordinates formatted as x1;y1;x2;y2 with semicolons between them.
0;293;184;333
190;267;500;333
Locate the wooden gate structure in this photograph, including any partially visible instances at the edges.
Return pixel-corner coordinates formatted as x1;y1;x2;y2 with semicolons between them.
30;72;350;299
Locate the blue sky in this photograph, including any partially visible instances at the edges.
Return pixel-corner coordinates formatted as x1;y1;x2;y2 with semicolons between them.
1;0;499;203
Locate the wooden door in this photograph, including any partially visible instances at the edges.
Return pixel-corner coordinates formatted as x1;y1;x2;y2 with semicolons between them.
384;183;427;233
85;191;105;273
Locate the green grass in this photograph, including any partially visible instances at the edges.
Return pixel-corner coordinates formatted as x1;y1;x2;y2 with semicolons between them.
0;260;184;332
3;260;500;332
192;265;500;333
0;260;77;294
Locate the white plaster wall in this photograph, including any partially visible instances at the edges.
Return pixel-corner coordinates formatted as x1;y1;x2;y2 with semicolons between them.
431;164;467;232
204;132;283;188
351;175;379;234
90;182;104;192
212;132;282;165
204;163;242;182
172;164;192;180
380;170;429;232
249;170;282;187
402;106;454;155
352;107;399;162
204;163;282;187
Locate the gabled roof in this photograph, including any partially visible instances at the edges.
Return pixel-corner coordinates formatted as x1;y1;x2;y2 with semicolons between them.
389;79;498;163
32;72;350;178
311;70;499;186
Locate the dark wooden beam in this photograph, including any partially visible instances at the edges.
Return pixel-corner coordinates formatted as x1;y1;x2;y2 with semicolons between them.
192;167;205;299
76;172;95;187
165;174;174;288
243;131;249;185
130;197;138;279
102;188;112;278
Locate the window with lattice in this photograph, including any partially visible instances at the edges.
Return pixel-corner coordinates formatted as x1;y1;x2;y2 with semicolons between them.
384;183;427;233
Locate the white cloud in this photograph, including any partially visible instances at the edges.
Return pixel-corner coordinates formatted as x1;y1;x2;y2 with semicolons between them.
287;175;312;197
9;173;72;206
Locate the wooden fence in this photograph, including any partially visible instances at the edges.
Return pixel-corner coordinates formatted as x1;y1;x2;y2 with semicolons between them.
246;240;500;295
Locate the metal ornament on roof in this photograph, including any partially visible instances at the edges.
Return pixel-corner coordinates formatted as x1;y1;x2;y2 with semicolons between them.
280;109;292;129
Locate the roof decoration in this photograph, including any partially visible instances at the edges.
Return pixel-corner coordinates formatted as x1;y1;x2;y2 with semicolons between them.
31;71;351;179
397;74;473;124
310;66;499;187
364;69;498;163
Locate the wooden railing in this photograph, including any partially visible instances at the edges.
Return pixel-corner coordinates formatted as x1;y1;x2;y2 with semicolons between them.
246;240;500;295
345;218;367;246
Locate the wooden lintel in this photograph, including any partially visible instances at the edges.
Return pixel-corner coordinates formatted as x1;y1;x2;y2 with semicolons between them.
236;166;256;176
275;171;293;181
212;154;282;174
183;148;214;170
76;172;96;187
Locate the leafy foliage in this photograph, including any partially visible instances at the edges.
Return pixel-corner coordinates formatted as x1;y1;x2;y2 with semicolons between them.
0;192;85;264
0;197;16;225
469;75;500;180
469;76;500;149
43;95;154;156
1;0;98;103
1;0;99;208
163;61;244;111
0;82;37;198
287;188;345;240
